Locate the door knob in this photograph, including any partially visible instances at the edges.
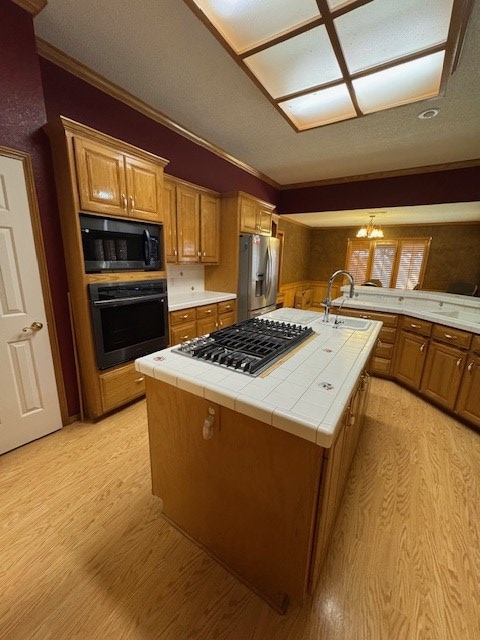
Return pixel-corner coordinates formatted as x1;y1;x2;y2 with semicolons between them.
22;321;43;333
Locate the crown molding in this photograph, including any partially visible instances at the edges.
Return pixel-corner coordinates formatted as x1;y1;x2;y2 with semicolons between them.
12;0;47;16
36;38;280;189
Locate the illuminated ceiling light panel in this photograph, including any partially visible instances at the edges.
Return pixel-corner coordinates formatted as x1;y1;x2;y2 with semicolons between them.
279;85;356;130
353;52;445;114
185;0;470;132
244;26;342;99
335;0;454;74
191;0;321;52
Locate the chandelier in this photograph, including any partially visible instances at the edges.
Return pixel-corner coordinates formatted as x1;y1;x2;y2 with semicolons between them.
356;214;384;239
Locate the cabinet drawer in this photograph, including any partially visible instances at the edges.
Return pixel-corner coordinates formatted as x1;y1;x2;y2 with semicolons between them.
375;340;394;359
170;322;197;345
341;308;398;327
379;326;397;344
196;304;217;319
100;362;145;413
472;335;480;355
218;299;236;315
401;316;432;337
432;324;472;350
218;310;235;329
371;357;392;376
170;308;196;325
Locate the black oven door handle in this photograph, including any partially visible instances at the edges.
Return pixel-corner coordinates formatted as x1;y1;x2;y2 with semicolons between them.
92;294;166;307
143;229;151;265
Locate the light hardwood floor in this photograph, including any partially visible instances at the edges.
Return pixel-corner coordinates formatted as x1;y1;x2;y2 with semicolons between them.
1;379;479;640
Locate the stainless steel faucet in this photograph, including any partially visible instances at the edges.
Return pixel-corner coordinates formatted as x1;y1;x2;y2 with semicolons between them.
322;270;355;323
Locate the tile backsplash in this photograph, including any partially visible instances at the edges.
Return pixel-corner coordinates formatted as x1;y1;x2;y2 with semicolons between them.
167;264;205;294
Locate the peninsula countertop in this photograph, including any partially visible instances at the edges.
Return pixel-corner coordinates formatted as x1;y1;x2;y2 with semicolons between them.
168;290;236;312
135;307;382;448
333;286;480;335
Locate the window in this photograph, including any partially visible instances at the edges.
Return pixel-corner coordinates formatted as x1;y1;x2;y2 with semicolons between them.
345;237;431;289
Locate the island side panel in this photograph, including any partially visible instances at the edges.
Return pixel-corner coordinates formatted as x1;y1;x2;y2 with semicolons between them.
145;377;324;612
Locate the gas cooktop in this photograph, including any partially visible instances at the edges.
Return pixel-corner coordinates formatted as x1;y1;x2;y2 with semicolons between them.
173;317;314;376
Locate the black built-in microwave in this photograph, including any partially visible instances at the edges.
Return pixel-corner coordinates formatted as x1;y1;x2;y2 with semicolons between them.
80;214;163;272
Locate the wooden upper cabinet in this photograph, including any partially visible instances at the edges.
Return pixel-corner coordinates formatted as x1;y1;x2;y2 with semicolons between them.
74;135;163;222
176;185;200;262
125;156;162;222
163;179;178;263
74;136;127;216
167;179;220;265
199;194;220;263
239;195;274;235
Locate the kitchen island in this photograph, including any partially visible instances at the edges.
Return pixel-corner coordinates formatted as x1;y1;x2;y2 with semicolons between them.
136;308;381;612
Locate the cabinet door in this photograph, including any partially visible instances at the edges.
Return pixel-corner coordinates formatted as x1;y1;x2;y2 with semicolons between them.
258;207;272;235
170;322;197;346
125;156;162;222
197;315;218;335
456;354;480;428
393;331;428;389
74;136;127;216
218;311;235;329
163;180;178;263
240;198;258;233
420;341;466;410
199;194;220;263
176;186;200;262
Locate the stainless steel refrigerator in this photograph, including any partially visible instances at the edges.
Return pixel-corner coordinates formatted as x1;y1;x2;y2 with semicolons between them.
238;234;280;321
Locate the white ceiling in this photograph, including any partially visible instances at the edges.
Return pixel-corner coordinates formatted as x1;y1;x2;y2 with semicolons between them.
33;0;480;227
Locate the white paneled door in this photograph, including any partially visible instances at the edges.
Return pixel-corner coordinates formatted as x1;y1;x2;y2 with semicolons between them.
0;153;62;454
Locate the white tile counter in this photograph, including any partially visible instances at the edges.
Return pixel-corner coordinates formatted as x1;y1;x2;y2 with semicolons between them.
333;286;480;335
136;307;381;448
168;290;236;312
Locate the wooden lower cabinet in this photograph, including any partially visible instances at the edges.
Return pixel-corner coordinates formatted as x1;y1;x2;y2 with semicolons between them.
100;362;146;413
456;353;480;427
145;370;369;612
169;299;236;345
338;308;398;375
393;330;428;389
420;341;466;410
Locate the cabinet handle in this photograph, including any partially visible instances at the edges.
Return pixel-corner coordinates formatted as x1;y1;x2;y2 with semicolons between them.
410;323;421;329
360;314;371;319
456;357;463;368
122;193;127;209
203;251;206;257
181;314;189;319
180;334;189;340
420;343;426;352
174;249;177;256
467;361;475;372
444;333;456;340
130;195;135;211
203;407;216;440
197;251;201;257
225;305;231;310
134;377;144;383
205;309;212;314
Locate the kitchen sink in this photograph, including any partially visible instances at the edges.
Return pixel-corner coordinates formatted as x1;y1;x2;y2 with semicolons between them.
431;309;480;324
327;316;372;331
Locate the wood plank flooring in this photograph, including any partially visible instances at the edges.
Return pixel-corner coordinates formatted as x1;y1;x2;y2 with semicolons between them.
1;379;479;639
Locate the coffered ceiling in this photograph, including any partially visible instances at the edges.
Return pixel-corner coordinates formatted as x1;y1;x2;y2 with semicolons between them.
33;0;480;225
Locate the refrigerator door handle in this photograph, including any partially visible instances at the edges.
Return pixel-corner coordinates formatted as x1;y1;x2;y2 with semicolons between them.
265;245;271;298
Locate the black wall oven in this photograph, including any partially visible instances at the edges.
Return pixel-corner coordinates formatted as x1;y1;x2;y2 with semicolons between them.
81;214;163;272
89;280;168;369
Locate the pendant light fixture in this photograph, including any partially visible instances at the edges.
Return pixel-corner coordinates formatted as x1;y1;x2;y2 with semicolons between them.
356;214;384;239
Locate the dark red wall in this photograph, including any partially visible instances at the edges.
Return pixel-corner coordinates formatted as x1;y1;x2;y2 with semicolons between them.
278;167;480;214
39;59;278;203
0;0;78;416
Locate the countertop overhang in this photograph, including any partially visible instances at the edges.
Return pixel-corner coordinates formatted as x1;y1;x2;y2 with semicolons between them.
168;290;236;312
136;307;381;448
334;286;480;335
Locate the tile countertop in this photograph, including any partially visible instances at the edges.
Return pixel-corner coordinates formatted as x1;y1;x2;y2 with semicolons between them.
333;286;480;335
136;307;382;449
168;290;236;312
